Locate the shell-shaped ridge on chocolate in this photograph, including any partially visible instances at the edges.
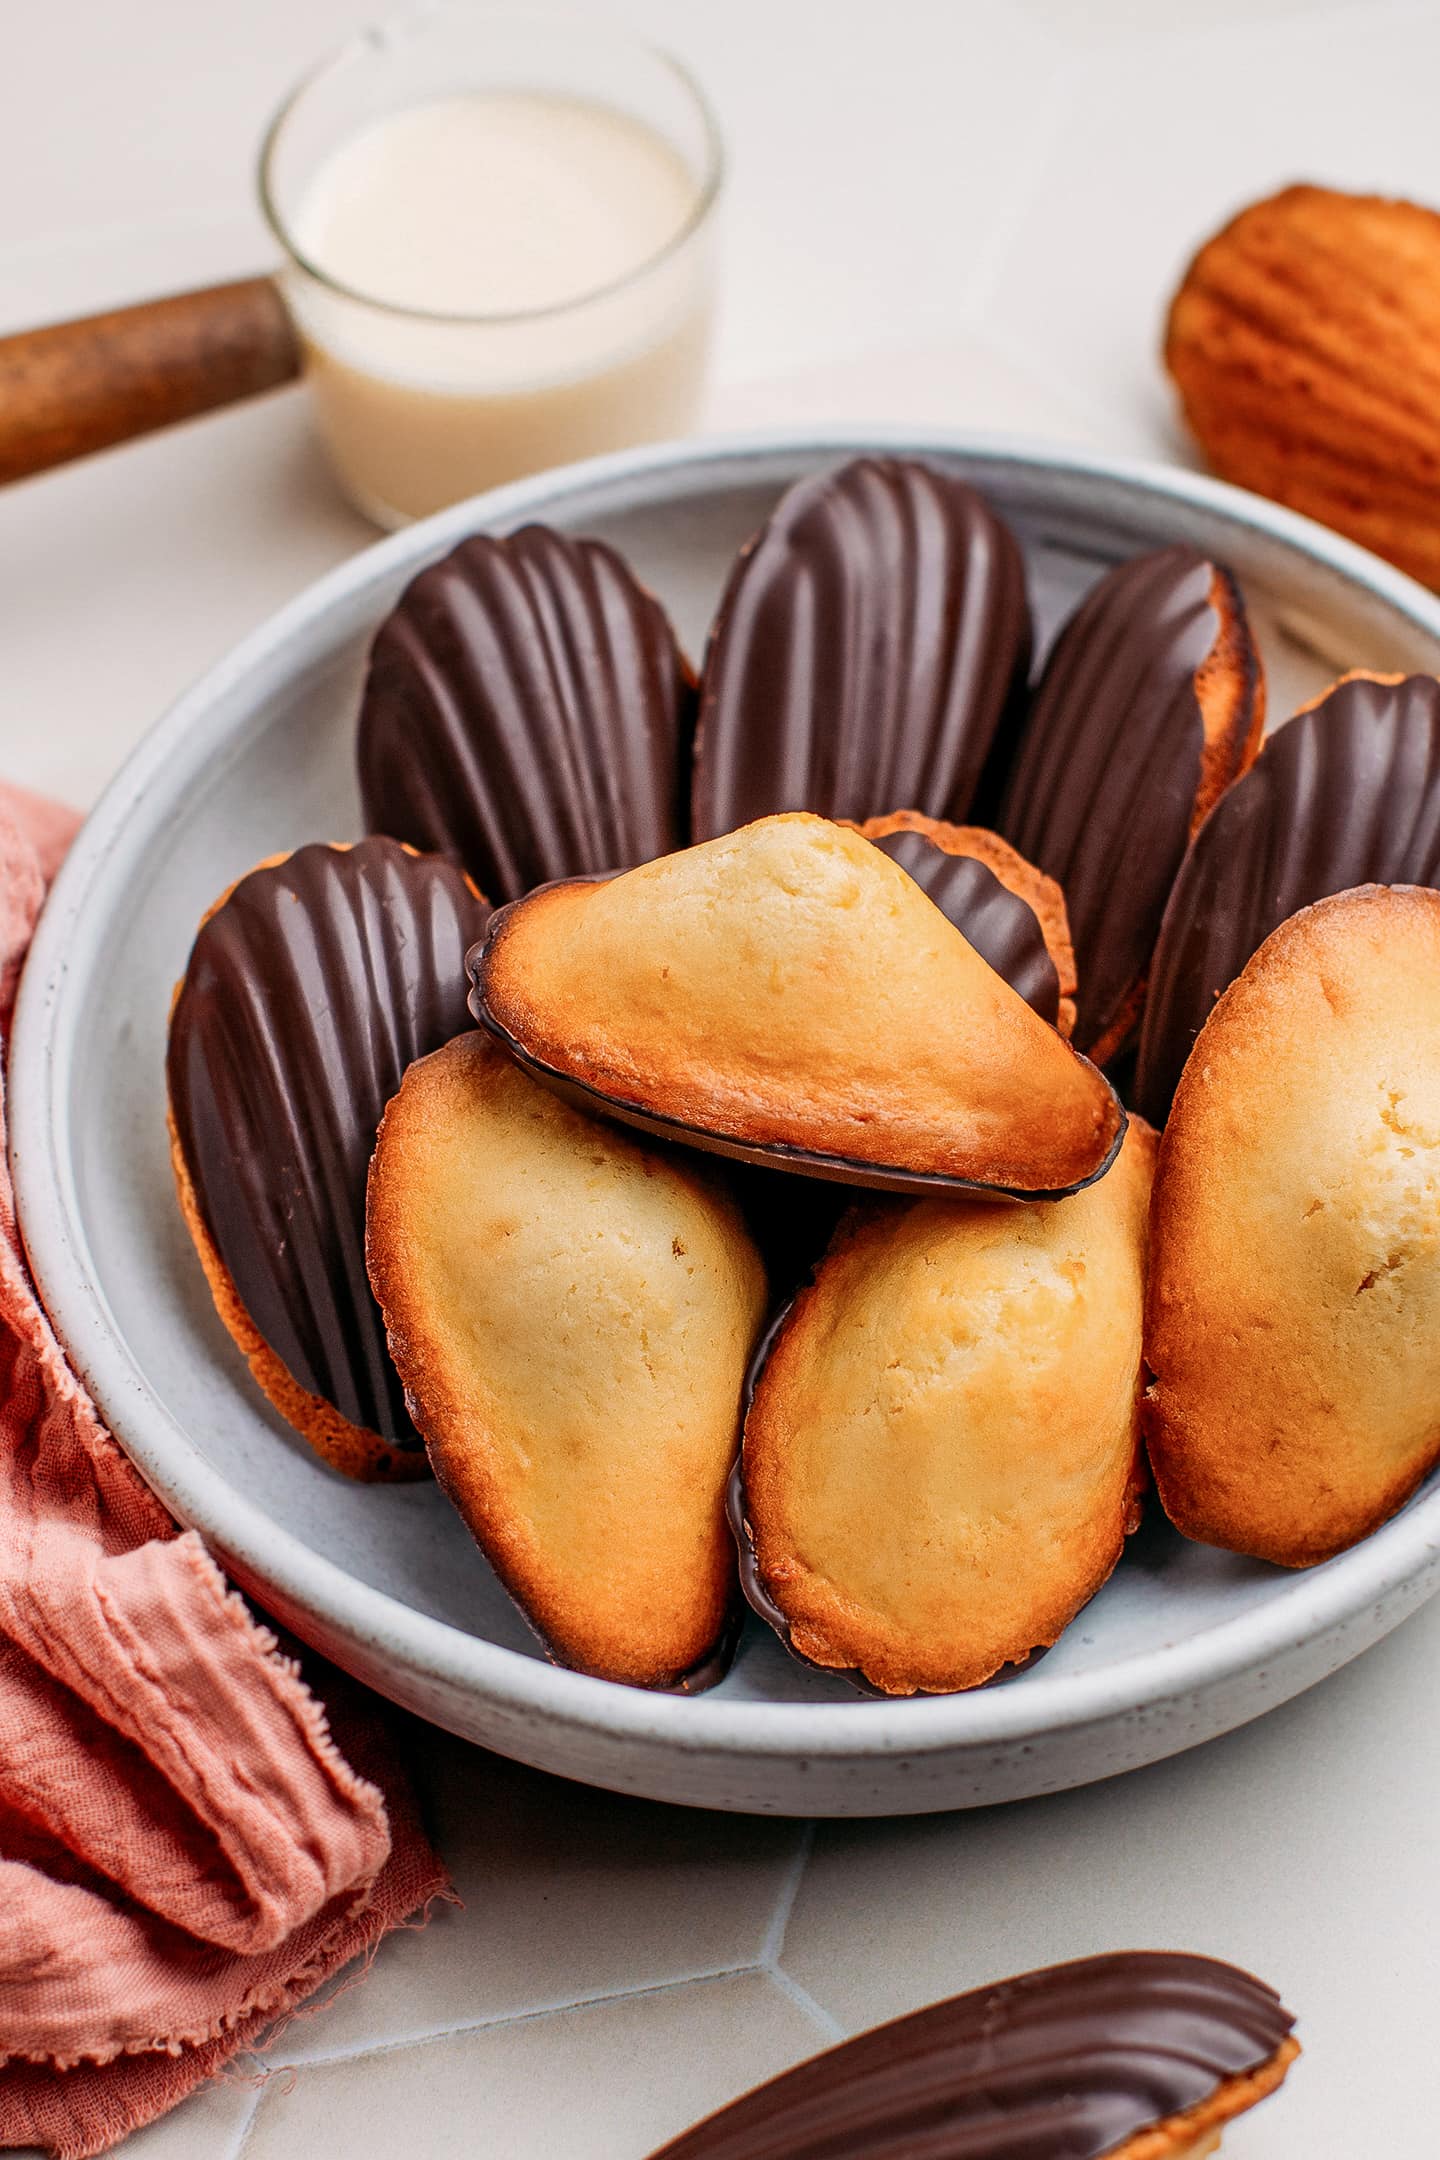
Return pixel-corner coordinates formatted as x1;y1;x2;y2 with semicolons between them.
691;457;1032;839
1136;671;1440;1123
647;1950;1297;2158
167;838;490;1450
357;524;693;905
995;543;1262;1063
866;826;1063;1026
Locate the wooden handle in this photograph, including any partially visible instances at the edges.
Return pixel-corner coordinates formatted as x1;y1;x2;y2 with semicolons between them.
0;276;302;484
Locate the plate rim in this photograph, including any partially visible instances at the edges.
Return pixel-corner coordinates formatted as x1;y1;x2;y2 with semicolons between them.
15;421;1440;1764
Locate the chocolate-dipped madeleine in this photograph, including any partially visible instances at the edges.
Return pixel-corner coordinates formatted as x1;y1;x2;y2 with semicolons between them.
167;838;489;1480
470;814;1125;1199
357;525;692;903
857;810;1077;1033
649;1951;1298;2159
1146;885;1440;1566
366;1031;767;1689
1136;671;1440;1124
996;544;1263;1064
692;457;1030;838
736;1118;1154;1694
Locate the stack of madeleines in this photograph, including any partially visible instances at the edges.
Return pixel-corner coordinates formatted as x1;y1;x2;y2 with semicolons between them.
166;456;1440;1695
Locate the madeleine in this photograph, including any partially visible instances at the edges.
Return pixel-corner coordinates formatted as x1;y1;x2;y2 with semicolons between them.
737;1120;1155;1695
366;1030;768;1689
471;813;1123;1198
1146;885;1440;1565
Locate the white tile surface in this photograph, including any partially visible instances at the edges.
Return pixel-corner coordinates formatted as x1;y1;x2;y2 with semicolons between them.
983;2;1440;449
781;1599;1440;2158
242;1972;826;2160
5;2;1440;2155
261;1735;805;2065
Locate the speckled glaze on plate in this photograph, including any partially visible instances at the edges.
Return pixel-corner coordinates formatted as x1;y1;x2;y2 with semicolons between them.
13;430;1440;1816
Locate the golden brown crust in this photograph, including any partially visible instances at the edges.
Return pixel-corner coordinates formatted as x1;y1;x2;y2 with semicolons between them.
366;1031;769;1689
1192;566;1266;832
854;810;1080;1036
1110;2037;1300;2159
166;1109;425;1483
1145;884;1440;1565
743;1118;1156;1695
1166;182;1440;591
1288;664;1408;719
477;815;1123;1197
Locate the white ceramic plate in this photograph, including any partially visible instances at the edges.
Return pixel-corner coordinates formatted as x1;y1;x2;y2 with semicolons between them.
14;429;1440;1817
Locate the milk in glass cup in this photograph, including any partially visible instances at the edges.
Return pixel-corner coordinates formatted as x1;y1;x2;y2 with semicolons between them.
260;5;723;525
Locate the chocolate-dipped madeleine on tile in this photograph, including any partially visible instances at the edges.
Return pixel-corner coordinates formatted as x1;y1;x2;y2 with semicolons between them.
691;457;1030;838
648;1950;1298;2159
366;1030;767;1690
735;1117;1154;1695
469;814;1125;1199
167;838;490;1480
856;809;1077;1033
357;525;693;904
1146;885;1440;1567
996;544;1264;1064
1136;671;1440;1124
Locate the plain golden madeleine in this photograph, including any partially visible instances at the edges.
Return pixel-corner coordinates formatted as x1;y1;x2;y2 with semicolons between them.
471;813;1124;1196
739;1119;1155;1695
1146;884;1440;1566
366;1030;768;1689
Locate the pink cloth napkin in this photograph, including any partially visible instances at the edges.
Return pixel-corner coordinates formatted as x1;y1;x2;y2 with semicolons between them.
0;784;449;2157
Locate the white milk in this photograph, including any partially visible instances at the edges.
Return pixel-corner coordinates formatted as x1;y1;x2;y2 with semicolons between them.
283;92;713;524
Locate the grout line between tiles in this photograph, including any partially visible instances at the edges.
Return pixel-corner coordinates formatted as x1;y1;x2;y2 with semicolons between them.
758;1821;815;1969
763;1963;847;2047
758;1824;846;2045
223;2083;263;2160
252;1961;770;2075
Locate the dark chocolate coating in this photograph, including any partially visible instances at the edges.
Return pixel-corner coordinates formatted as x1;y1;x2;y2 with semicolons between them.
357;525;693;905
1136;672;1440;1122
725;1164;848;1308
691;458;1031;838
168;839;489;1446
648;1950;1295;2159
996;545;1248;1057
869;830;1061;1024
730;1303;806;1656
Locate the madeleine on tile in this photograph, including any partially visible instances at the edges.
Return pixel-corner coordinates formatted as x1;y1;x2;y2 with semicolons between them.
735;1119;1154;1695
650;1951;1298;2160
1145;885;1440;1567
470;814;1124;1199
366;1030;768;1689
